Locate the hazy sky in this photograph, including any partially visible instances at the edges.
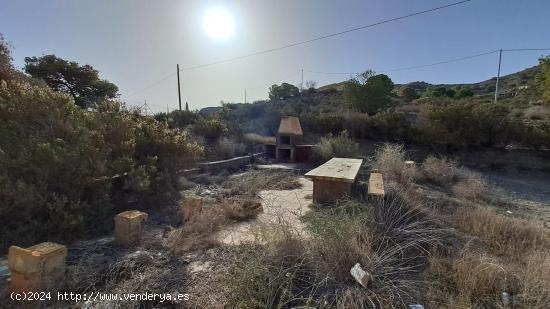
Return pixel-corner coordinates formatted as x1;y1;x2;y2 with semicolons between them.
1;0;549;112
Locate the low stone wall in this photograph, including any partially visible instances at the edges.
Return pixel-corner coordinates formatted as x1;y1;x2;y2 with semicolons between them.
198;153;264;173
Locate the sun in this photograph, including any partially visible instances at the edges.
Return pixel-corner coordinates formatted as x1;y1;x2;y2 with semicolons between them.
203;7;235;41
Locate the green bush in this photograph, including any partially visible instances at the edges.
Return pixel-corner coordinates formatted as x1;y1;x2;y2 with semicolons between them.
313;130;360;163
420;101;518;149
522;120;550;150
191;117;228;142
398;87;419;102
0;82;203;251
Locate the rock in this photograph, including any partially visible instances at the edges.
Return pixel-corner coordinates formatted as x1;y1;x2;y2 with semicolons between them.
350;263;370;288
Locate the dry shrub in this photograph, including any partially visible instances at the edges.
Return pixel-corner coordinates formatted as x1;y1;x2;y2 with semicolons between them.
168;206;226;253
372;189;444;253
518;250;550;307
226;233;324;308
179;196;204;222
427;249;518;307
221;197;262;221
452;171;489;201
421;156;458;186
372;143;417;185
307;196;441;307
452;206;550;256
244;133;276;144
314;130;360;163
222;169;301;197
215;137;247;159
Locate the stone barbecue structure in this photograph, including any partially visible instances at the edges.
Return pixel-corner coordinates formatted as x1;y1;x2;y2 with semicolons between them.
264;116;313;163
305;157;363;204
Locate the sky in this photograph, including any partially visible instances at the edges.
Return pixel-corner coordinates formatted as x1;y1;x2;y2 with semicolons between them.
1;0;549;112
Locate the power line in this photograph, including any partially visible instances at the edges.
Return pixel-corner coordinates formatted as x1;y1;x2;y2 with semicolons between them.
178;0;472;71
125;72;176;98
380;49;499;72
306;50;499;76
502;48;550;52
123;1;472;99
304;48;550;77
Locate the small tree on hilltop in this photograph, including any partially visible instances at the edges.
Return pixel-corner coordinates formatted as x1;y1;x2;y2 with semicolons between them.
268;82;299;100
344;71;395;114
398;87;418;102
24;54;118;108
454;86;474;99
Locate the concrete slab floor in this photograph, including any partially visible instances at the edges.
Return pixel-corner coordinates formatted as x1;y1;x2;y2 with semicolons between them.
217;177;313;245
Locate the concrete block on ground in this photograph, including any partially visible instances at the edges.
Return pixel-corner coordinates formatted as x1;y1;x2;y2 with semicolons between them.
114;210;148;246
8;242;67;293
350;263;371;288
368;172;385;198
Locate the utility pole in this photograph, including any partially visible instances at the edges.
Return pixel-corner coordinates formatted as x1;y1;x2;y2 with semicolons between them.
177;64;182;110
244;88;247;104
494;49;502;102
301;68;304;92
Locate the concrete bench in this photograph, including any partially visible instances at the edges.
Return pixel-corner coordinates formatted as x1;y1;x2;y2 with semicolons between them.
368;172;385;198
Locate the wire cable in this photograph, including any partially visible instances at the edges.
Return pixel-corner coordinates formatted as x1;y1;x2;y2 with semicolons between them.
125;72;176;98
178;0;472;71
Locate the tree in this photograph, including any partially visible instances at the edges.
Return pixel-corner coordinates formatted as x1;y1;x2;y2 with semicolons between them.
305;80;317;90
538;56;550;103
0;34;13;81
343;71;395;114
454;86;474;99
398;87;418;102
24;55;118;108
268;82;299;100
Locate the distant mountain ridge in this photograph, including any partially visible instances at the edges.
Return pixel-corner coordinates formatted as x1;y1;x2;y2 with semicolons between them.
200;64;541;114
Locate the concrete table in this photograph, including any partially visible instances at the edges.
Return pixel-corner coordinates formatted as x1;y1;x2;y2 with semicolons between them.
305;158;363;204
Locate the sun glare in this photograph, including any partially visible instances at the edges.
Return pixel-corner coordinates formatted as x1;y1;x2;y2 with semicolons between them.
203;7;235;41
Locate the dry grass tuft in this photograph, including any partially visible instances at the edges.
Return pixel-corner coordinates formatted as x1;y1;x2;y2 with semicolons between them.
518;250;550;307
221;197;263;221
372;143;417;185
427;249;518;307
451;171;489;201
421;156;458;186
222;169;302;197
168;204;226;253
452;206;550;256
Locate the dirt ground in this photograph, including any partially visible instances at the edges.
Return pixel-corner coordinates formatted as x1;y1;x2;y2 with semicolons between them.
216;177;313;244
477;167;550;228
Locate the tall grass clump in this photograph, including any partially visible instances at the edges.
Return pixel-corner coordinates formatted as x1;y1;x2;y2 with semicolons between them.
420;156;458;186
313;130;359;163
451;206;550;257
427;249;519;307
372;143;417;184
